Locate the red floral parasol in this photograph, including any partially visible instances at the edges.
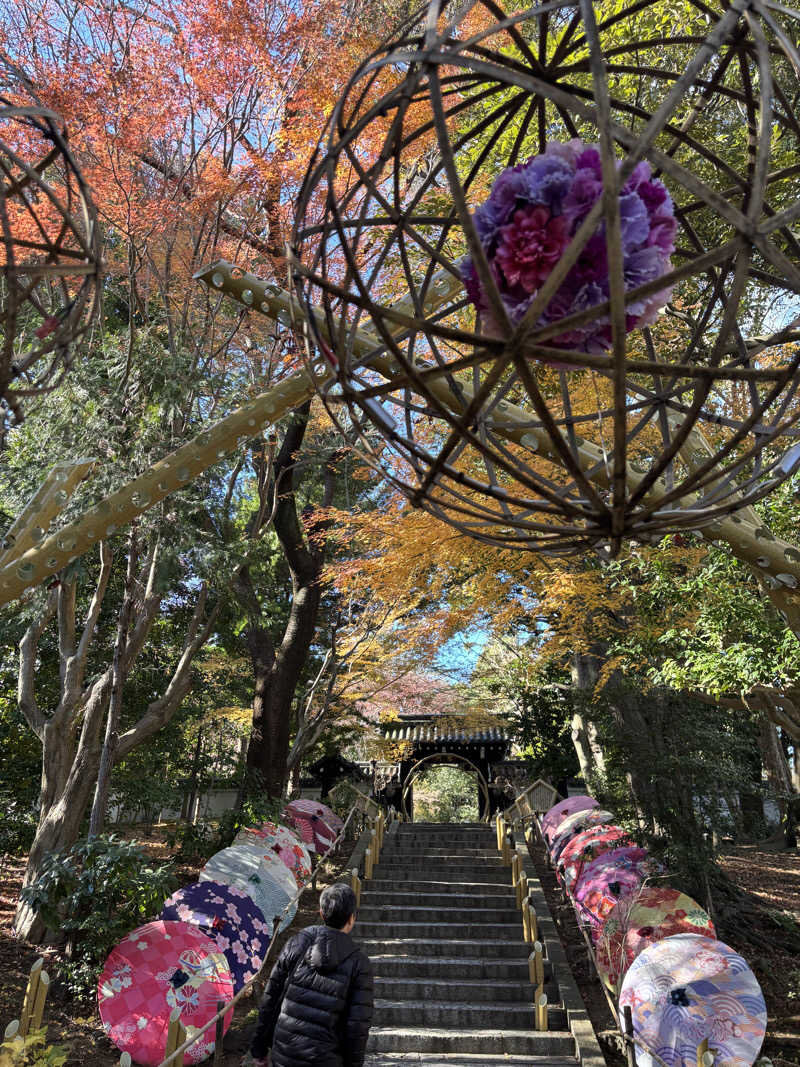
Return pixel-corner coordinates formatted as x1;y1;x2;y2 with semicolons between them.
595;887;715;993
573;846;653;941
98;921;234;1065
557;824;631;894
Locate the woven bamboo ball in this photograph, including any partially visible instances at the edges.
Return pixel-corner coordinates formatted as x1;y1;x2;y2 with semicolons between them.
291;0;800;555
0;59;102;440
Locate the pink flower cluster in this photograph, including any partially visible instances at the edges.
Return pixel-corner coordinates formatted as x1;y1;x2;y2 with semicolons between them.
461;140;677;353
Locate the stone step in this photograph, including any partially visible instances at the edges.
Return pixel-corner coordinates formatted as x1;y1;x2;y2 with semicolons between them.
374;999;568;1031
374;976;558;1003
367;955;552;981
358;920;524;940
359;904;521;924
360;938;537;959
366;1026;575;1056
371;866;511;883
381;847;502;857
364;877;517;895
360;889;515;909
365;1055;577;1067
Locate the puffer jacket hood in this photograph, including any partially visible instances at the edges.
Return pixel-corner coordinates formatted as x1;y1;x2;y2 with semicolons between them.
308;925;358;972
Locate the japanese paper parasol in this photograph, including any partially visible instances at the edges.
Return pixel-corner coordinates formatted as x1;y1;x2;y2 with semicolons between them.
160;882;270;993
557;825;631;894
200;846;298;932
619;933;766;1067
235;823;312;888
285;799;344;833
596;888;715;994
98;920;234;1065
283;805;337;854
573;846;652;940
542;796;599;842
549;809;616;863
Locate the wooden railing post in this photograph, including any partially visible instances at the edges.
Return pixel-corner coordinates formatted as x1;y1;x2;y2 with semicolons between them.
527;897;539;943
213;1000;225;1067
623;1006;636;1067
697;1039;714;1067
495;813;503;851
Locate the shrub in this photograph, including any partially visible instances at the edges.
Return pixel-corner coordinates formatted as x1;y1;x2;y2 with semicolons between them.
214;795;285;850
0;792;38;855
0;1029;67;1067
19;835;176;1000
165;820;217;862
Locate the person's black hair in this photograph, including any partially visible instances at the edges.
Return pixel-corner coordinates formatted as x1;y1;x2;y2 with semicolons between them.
319;883;357;929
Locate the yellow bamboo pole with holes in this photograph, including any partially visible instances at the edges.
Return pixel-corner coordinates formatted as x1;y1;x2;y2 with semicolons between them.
528;951;538;985
364;848;373;881
18;958;43;1038
535;992;548;1031
6;258;800;642
511;853;521;890
495;814;503;851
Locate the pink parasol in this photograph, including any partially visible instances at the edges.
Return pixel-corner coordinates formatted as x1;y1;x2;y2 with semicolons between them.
98;920;234;1065
619;933;766;1067
285;798;344;832
283;804;337;854
573;846;652;941
549;808;616;863
542;795;599;841
596;887;715;993
557;825;631;894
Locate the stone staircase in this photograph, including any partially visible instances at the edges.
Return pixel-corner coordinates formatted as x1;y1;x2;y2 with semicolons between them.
358;822;584;1067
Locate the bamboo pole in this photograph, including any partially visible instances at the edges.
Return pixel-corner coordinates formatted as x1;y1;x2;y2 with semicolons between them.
29;973;49;1033
350;867;362;908
165;1009;186;1067
501;831;512;867
495;813;503;851
522;897;532;942
527;897;539;943
535;992;548;1031
518;871;528;912
532;941;545;987
511;853;521;889
4;1021;20;1042
697;1039;714;1067
364;848;373;881
18;959;44;1037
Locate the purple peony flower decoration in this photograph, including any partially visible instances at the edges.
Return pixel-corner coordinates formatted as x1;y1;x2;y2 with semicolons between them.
460;139;677;355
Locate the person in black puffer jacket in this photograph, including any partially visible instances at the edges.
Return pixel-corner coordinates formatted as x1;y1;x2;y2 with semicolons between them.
249;882;373;1067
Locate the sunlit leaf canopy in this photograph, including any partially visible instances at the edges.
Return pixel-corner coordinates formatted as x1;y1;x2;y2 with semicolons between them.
291;0;800;557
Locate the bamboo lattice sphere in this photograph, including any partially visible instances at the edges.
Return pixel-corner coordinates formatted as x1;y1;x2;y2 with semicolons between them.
0;59;102;439
291;0;800;555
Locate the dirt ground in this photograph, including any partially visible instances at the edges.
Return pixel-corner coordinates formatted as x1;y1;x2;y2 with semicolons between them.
0;827;359;1067
528;833;800;1067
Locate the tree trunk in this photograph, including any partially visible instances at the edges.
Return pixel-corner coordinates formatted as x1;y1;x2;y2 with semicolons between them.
89;541;137;837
